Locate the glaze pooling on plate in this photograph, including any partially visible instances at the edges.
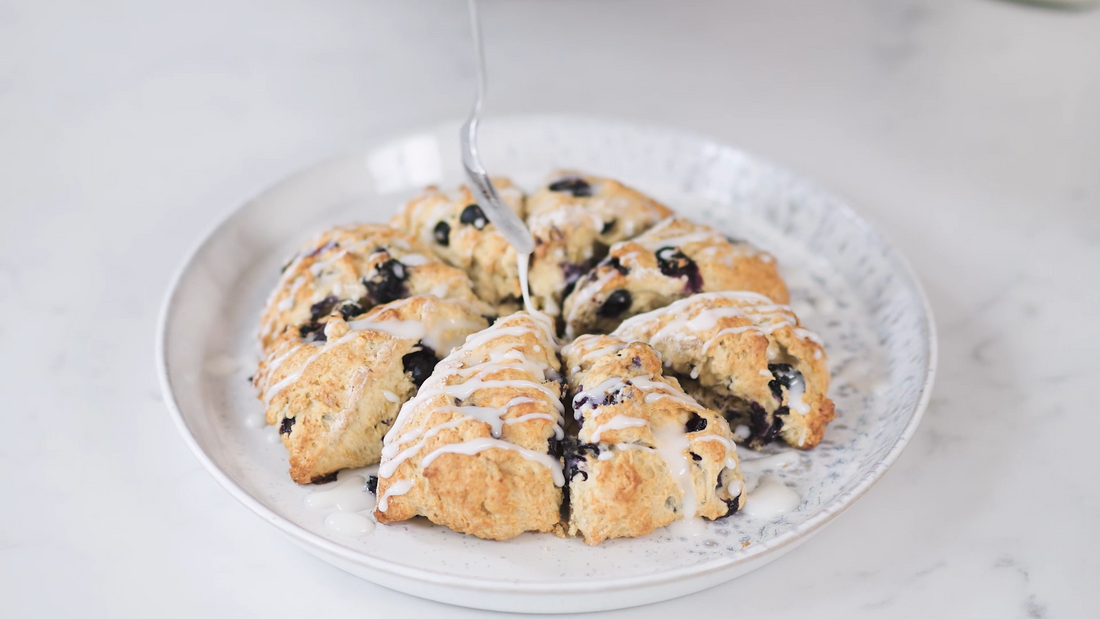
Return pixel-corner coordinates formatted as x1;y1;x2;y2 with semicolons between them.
159;116;934;613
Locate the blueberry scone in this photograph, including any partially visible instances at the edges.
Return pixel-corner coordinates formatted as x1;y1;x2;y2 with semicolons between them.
525;172;674;316
562;217;790;338
253;296;490;484
390;179;527;313
373;312;565;540
561;334;744;545
612;292;834;449
258;224;491;352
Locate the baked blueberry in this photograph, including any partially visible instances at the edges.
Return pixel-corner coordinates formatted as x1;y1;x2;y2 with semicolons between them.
655;247;703;293
768;363;804;401
548;176;593;197
279;416;296;435
364;259;408;304
459;204;488;230
337;300;364;321
310;295;339;321
366;475;378;495
596;289;632;318
299;321;327;343
601;219;616;234
402;343;439;388
310;471;339;484
433;220;451;246
686;412;708;433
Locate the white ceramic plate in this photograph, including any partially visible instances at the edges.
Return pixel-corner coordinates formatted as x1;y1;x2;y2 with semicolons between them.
157;116;936;614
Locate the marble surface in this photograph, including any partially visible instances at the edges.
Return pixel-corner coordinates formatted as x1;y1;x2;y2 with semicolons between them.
1;0;1097;617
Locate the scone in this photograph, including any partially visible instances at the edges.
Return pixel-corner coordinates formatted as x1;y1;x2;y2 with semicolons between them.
562;217;790;338
258;224;491;352
612;292;834;449
525;171;673;317
373;312;565;540
253;296;490;484
390;178;527;313
561;334;745;545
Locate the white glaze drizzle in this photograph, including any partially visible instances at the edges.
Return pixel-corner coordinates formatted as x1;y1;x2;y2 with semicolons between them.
305;475;375;512
588;415;649;443
652;423;697;519
376;479;413;513
378;312;565;488
742;475;800;518
420;437;565;486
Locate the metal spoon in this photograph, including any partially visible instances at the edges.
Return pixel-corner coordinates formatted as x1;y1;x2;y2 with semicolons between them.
459;0;534;256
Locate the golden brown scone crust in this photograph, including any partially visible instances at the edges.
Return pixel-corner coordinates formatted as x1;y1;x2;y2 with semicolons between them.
562;217;789;338
253;296;489;484
612;292;834;450
374;312;565;540
561;335;744;545
258;224;491;352
390;179;527;313
525;171;673;317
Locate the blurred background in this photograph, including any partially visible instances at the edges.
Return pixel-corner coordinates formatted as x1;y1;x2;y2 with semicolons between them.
1;1;1097;617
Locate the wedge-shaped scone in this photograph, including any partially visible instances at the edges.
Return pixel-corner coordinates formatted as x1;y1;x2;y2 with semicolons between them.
612;292;834;449
525;171;673;316
390;179;527;313
562;217;789;338
253;296;490;484
561;334;745;545
373;312;566;540
258;224;491;352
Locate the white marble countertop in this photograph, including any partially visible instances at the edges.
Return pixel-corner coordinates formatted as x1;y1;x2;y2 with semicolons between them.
2;1;1097;616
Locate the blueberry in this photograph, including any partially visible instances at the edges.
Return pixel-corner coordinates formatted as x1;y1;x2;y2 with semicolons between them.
685;413;708;433
310;471;339;484
605;256;629;275
299;321;327;343
548;437;564;459
601;219;616;234
366;475;378;495
561;259;599;300
631;355;642;368
656;246;703;293
750;402;785;445
459;204;488;230
364;259;408;304
310;295;339;321
690;452;702;461
767;363;804;401
402;343;439;388
721;495;741;516
279;416;295;435
548;176;593;198
563;439;600;482
433;220;451;246
338;300;364;321
597;289;632;318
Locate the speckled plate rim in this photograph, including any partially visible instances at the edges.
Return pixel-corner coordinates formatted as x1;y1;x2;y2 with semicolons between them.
156;114;937;596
